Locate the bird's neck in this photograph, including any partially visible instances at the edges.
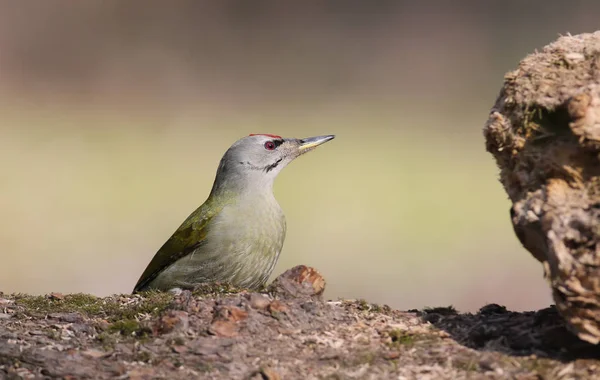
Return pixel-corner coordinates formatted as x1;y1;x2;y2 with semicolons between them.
210;166;277;196
209;172;276;204
208;182;280;221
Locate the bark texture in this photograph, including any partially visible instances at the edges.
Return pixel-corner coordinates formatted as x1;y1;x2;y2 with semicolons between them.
484;31;600;344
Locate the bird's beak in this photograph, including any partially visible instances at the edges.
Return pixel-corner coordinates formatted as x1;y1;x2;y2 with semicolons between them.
297;135;335;153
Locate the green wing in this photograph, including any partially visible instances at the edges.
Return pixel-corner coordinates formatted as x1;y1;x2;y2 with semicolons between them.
133;199;225;292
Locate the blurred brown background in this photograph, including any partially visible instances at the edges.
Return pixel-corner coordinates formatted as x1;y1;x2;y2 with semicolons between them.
1;1;596;311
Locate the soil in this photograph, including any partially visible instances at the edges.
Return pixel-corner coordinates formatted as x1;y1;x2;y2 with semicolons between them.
1;267;600;379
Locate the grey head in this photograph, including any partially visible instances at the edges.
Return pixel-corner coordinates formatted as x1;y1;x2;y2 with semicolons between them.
210;133;335;195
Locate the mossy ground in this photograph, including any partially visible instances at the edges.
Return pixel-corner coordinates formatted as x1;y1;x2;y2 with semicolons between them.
12;291;173;319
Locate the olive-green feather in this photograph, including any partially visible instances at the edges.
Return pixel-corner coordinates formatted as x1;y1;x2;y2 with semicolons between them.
133;198;227;292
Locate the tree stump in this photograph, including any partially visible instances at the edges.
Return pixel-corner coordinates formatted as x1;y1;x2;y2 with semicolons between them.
484;31;600;343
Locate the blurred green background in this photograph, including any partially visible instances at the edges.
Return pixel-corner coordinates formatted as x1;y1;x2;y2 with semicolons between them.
1;1;596;312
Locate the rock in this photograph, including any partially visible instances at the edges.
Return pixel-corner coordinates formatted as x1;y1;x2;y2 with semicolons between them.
208;320;240;338
153;310;189;335
483;31;600;344
250;367;281;380
81;349;111;359
248;293;271;310
47;292;64;301
268;265;326;300
208;306;248;337
189;337;235;356
384;351;400;360
49;312;84;323
267;300;289;314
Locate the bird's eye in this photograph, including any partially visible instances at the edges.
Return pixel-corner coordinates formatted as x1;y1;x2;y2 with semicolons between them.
264;141;276;150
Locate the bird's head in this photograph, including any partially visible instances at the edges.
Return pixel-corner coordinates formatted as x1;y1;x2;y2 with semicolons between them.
210;133;335;194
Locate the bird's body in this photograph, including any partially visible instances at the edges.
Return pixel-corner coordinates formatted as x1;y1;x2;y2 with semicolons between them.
143;190;286;291
133;133;334;293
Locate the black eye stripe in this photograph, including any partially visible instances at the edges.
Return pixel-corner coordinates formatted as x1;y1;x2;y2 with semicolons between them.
272;139;284;148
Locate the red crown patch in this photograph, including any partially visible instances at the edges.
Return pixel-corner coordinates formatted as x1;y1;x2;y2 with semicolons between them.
249;133;282;139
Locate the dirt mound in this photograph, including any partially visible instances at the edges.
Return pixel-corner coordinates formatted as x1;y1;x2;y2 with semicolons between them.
1;267;599;379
